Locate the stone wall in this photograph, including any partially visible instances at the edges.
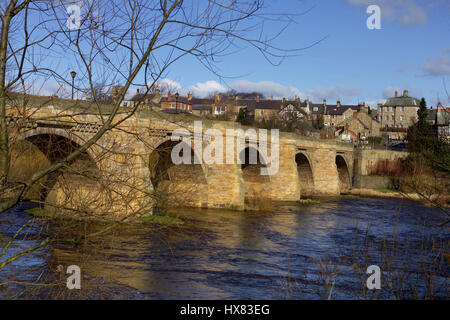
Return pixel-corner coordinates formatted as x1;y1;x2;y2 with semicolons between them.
353;149;409;188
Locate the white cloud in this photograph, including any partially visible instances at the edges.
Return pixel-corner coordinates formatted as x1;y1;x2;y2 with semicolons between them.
183;79;302;99
345;0;427;25
186;80;227;98
230;80;301;99
158;78;182;93
420;48;450;76
164;78;364;103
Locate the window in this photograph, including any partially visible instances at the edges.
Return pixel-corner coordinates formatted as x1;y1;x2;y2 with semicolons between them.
401;106;404;112
313;107;318;111
392;115;394;121
260;110;264;116
400;115;404;122
386;116;388;121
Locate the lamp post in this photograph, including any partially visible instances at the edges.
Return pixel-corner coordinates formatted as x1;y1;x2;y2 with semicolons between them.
70;71;77;100
175;92;179;114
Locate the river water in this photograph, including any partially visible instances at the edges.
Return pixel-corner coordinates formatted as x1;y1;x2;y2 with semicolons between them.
0;197;448;299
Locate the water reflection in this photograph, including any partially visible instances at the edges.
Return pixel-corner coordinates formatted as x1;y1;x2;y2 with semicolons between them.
0;197;448;299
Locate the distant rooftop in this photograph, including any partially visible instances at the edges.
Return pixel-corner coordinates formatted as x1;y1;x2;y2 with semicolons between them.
384;90;420;107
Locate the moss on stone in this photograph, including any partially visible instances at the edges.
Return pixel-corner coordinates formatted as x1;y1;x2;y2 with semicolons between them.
297;199;321;204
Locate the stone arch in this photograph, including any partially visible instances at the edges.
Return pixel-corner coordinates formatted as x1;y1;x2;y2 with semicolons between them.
16;128;99;162
239;146;270;201
295;152;314;198
336;154;351;193
12;128;101;207
149;139;208;208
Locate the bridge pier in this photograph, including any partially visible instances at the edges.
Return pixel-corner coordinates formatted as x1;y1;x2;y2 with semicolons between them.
310;148;341;195
269;142;300;201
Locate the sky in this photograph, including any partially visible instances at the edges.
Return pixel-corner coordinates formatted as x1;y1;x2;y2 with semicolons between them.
152;0;450;108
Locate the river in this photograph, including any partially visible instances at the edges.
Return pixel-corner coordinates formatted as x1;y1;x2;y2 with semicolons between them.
0;197;448;299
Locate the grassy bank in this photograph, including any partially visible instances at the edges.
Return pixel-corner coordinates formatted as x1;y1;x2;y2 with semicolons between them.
24;207;184;225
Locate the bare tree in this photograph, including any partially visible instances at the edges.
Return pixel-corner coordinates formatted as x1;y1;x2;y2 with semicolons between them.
0;0;313;277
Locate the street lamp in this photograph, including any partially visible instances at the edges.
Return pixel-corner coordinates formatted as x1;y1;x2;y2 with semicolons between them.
175;92;179;113
70;71;77;100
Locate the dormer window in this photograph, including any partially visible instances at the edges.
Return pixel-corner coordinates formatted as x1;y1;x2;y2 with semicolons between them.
313;107;318;111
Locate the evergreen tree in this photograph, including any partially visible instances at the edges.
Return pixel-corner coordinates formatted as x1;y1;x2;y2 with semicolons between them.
417;98;429;136
236;107;252;125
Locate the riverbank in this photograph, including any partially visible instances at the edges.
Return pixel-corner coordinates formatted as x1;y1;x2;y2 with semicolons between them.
349;188;450;208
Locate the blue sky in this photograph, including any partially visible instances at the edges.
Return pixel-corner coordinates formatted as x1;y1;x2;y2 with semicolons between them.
157;0;450;107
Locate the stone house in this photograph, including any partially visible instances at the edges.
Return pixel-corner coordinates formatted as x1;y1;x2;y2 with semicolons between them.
337;108;380;140
377;90;420;140
189;95;214;116
428;102;450;142
122;87;162;110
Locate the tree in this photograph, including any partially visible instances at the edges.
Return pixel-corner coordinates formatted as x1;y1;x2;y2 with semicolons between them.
1;0;307;213
313;114;325;130
236;107;252;125
0;0;312;276
417;98;429;137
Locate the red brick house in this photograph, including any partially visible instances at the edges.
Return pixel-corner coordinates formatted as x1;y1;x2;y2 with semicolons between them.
160;92;192;113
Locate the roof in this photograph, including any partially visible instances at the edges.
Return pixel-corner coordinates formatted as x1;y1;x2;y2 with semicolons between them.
384;96;421;107
232;99;284;111
437;109;450;126
129;93;157;102
160;95;191;104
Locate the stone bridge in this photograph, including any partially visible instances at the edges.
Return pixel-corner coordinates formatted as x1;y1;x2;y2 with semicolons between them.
6;104;405;215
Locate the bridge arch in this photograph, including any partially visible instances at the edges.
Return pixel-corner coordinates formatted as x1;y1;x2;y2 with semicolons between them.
149;139;208;208
295;152;314;198
11;128;101;206
336;154;351;193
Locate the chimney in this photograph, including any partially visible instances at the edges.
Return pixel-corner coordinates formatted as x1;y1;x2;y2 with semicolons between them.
155;86;160;97
403;89;408;97
215;94;221;103
269;95;273;101
395;91;398;97
188;92;192;101
437;102;442;112
137;89;140;94
306;98;310;108
235;95;239;101
296;96;301;104
167;91;172;100
337;99;341;107
256;96;260;103
282;97;286;105
323;99;327;107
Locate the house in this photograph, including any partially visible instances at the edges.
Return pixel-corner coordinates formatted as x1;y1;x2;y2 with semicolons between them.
377;90;420;140
189;95;214;116
336;107;380;140
160;92;192;113
428;102;450;142
121;87;162;110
